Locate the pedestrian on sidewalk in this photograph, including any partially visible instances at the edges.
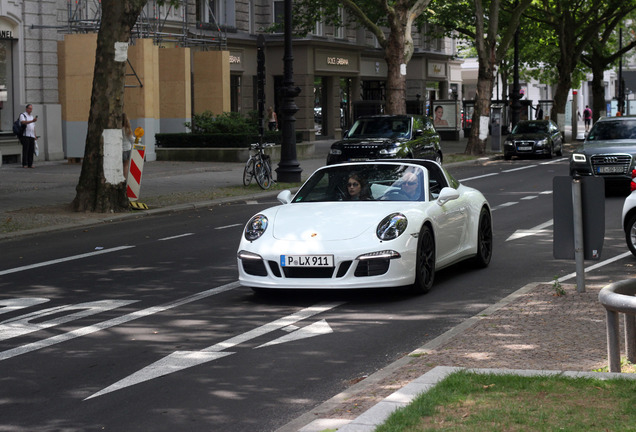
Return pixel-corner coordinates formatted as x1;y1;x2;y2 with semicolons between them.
583;105;592;132
19;104;38;168
267;106;278;131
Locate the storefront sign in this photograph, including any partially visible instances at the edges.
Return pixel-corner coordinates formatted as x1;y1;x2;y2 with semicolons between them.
428;62;446;78
327;56;349;66
229;51;244;72
0;17;18;39
316;50;359;73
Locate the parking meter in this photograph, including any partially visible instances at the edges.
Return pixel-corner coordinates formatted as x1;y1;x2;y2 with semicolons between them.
490;105;502;151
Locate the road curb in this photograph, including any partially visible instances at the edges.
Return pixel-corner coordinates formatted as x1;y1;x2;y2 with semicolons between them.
274;281;543;432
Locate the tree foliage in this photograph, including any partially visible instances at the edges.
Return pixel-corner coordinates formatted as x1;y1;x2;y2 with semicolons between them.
291;0;434;114
426;0;532;155
523;0;636;122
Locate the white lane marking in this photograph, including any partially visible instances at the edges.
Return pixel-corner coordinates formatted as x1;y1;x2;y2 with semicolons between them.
0;300;137;341
540;190;553;194
256;319;333;349
0;246;135;276
87;302;344;399
521;196;538;200
540;157;568;165
491;202;518;212
506;219;554;241
0;282;240;362
557;252;633;283
458;173;498;182
215;223;243;230
159;233;194;241
502;165;537;173
0;298;50;316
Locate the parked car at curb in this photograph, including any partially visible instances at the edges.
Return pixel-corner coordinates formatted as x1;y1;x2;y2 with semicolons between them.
503;119;563;160
326;115;442;165
237;160;492;294
621;170;636;257
570;116;636;190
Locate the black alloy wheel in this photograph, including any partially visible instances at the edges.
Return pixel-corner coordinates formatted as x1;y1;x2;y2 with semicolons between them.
411;224;435;294
473;207;493;267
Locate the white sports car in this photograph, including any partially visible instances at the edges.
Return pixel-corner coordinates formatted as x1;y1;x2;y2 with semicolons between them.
237;160;492;293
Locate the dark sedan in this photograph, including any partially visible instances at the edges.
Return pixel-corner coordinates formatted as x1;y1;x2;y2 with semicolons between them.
503;119;563;160
326;115;442;165
570;116;636;189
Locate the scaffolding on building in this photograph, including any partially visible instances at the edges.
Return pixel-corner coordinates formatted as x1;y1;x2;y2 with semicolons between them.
35;0;227;50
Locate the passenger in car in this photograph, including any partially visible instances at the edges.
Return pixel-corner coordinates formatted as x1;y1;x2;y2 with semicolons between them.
345;173;372;200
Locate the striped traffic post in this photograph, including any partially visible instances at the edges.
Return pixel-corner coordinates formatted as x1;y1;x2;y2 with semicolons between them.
126;127;148;209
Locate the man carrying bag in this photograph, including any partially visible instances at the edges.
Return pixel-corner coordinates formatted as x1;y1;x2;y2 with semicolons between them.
19;104;38;168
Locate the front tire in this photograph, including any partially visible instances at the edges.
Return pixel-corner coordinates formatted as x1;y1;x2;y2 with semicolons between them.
473;207;493;267
410;225;435;294
625;213;636;257
243;159;254;186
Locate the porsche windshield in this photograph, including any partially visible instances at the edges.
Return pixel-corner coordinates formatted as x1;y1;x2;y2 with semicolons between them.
292;163;427;203
347;118;411;139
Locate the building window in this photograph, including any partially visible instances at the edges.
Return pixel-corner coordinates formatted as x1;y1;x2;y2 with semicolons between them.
273;1;284;25
231;75;241;112
198;0;235;28
334;7;344;39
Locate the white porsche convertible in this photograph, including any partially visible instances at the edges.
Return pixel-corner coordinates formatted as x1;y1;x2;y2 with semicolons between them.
237;160;492;294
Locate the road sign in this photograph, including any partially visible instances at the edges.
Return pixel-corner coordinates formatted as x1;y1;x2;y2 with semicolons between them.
126;143;145;202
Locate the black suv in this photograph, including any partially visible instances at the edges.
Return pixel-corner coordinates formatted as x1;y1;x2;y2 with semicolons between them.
326;115;442;165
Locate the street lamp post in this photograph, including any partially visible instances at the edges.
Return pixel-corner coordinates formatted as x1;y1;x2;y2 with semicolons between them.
276;0;302;183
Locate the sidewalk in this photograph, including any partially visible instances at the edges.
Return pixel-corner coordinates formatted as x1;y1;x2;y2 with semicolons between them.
0;138;471;238
1;135;629;432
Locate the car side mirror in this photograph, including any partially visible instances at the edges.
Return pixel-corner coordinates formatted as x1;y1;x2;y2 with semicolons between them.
437;187;460;206
277;190;292;204
414;129;424;137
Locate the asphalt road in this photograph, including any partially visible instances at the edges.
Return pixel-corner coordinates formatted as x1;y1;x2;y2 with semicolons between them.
0;154;631;431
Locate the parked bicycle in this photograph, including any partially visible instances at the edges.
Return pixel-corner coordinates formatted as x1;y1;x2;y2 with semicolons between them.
243;142;275;189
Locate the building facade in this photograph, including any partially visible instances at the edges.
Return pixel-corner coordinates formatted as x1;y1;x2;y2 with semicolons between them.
0;0;458;165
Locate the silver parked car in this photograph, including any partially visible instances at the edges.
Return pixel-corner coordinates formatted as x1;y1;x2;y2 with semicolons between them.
570;116;636;190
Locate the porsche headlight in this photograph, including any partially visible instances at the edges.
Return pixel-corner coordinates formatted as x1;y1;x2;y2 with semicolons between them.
245;214;268;241
377;213;408;240
572;153;586;163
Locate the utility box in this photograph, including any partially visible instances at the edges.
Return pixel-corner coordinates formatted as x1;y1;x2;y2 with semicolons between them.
490;105;502;151
553;176;605;260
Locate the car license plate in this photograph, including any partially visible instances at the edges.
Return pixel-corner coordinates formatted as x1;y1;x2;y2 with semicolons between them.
517;145;532;151
280;255;334;267
598;166;624;174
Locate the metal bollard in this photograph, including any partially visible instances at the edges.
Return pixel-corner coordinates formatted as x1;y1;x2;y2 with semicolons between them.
598;279;636;372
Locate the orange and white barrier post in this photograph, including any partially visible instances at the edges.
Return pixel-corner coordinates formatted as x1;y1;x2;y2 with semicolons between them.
126;127;147;209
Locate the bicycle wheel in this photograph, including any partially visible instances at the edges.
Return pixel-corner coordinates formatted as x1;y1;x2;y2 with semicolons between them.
255;159;272;189
243;158;255;186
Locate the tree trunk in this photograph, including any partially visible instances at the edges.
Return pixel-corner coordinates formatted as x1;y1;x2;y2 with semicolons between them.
384;23;407;115
465;68;494;155
72;0;147;213
551;55;573;127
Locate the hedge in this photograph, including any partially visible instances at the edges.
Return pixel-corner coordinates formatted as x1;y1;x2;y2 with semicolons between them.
155;131;304;148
